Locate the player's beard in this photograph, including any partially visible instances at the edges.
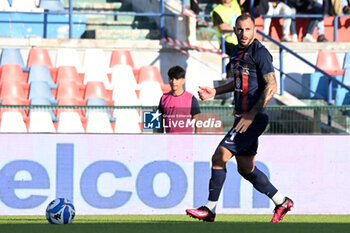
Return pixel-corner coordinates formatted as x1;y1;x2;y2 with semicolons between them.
238;35;255;48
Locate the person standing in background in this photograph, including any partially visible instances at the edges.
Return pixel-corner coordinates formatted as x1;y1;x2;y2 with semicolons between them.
158;66;200;134
211;0;246;56
262;0;294;42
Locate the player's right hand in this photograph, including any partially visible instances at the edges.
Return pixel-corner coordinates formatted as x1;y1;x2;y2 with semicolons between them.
198;86;216;100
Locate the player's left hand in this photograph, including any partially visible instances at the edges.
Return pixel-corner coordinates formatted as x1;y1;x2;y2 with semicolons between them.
234;112;255;133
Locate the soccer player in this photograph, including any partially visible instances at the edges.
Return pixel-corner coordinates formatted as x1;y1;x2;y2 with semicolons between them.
158;66;200;133
185;14;293;223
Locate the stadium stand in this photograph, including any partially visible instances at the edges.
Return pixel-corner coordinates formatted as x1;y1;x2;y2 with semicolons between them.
110;65;138;90
109;49;139;80
55;49;84;73
112;87;140;106
85;111;114;133
56;97;85;120
0;0;10;10
27;48;53;68
28;111;56;133
28;81;58;105
39;0;65;12
344;52;350;69
57;111;85;133
84;81;113;105
56;66;84;86
0;112;28;133
10;0;40;12
0;48;27;71
56;80;85;102
86;98;115;122
0;64;28;87
83;66;112;90
113;109;141;133
29;97;58;121
28;65;57;88
315;50;344;75
138;65;164;84
139;81;163;106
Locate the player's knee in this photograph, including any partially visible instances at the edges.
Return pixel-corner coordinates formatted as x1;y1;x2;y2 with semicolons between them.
211;154;226;167
237;165;254;176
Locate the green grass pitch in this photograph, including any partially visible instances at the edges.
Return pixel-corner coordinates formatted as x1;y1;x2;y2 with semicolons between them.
0;215;349;233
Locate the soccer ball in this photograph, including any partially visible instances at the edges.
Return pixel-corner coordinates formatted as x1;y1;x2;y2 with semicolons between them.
46;198;75;224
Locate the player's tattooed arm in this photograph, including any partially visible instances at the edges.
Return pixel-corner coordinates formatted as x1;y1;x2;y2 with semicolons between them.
250;72;277;116
234;72;277;133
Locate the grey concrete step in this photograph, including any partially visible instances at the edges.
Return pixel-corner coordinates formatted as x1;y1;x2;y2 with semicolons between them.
92;29;160;40
85;20;157;30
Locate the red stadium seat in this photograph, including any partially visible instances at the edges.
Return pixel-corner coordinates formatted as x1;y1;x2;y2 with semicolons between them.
0;81;29;101
161;84;171;93
56;97;85;119
110;49;135;68
56;66;83;85
27;47;53;68
316;50;344;75
0;64;27;87
56;80;85;101
84;81;113;105
110;50;139;82
137;65;164;84
0;97;30;121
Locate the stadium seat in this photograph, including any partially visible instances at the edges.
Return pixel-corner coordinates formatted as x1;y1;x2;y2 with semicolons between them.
57;112;85;133
55;48;83;72
56;81;85;101
85;112;113;133
0;96;30;122
335;86;350;106
27;47;53;68
305;72;343;99
344;52;350;69
0;0;10;10
86;98;115;122
110;65;138;90
343;68;350;86
110;49;135;68
315;50;344;75
56;66;83;86
28;65;57;88
56;97;85;119
29;97;58;121
0;64;28;88
28;111;56;133
39;0;64;11
114;109;141;133
138;65;164;84
0;48;27;70
28;81;58;105
161;84;171;93
139;81;163;106
0;81;29;101
0;112;27;133
194;113;224;134
84;81;113;104
10;0;40;11
112;88;140;106
83;66;112;90
83;48;108;72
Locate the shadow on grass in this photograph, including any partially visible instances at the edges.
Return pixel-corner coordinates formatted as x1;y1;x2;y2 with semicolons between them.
1;222;350;233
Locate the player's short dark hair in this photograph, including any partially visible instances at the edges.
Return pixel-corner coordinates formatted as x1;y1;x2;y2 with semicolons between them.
168;65;186;79
235;14;255;26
